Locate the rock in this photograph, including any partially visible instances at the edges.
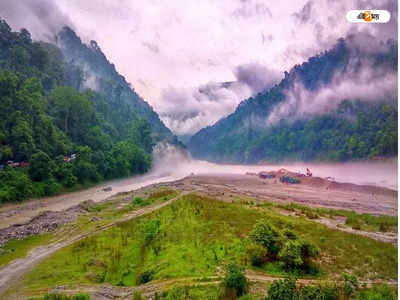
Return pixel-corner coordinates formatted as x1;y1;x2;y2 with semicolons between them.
103;186;112;192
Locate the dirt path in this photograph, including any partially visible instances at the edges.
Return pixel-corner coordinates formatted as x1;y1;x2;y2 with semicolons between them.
0;193;187;297
278;210;397;244
20;272;397;300
315;216;398;244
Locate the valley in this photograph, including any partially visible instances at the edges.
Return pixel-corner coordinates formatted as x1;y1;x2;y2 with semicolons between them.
0;168;397;299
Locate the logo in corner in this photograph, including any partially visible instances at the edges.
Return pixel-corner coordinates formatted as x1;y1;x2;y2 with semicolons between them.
347;10;390;23
358;11;378;22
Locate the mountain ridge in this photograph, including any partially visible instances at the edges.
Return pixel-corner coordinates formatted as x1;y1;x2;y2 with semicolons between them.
188;35;398;163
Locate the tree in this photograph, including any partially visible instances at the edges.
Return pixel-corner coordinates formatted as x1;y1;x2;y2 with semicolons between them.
278;240;303;270
246;242;267;267
29;151;52;181
249;220;282;258
223;264;248;298
278;240;319;271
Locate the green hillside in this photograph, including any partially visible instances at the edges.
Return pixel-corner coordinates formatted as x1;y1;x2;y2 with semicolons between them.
188;38;398;163
0;18;176;203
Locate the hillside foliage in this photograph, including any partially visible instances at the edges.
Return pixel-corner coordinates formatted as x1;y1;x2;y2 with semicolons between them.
0;19;173;202
188;38;398;163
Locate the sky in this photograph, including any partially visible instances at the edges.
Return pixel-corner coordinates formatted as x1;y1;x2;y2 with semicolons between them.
0;0;397;135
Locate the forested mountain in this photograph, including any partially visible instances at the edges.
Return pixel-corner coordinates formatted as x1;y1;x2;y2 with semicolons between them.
188;36;398;163
56;27;175;143
0;18;177;203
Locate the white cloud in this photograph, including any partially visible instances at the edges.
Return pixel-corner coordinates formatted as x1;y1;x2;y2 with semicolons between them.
1;0;396;135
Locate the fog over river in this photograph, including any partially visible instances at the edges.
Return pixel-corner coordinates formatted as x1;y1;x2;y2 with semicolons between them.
0;144;396;229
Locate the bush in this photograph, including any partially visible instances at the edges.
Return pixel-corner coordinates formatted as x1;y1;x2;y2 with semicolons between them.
354;284;396;300
160;286;190;299
29;293;90;300
299;241;320;271
138;269;154;284
223;264;248;298
0;168;34;202
346;217;362;230
278;240;303;270
266;278;299;300
282;229;297;240
44;178;61;196
132;196;147;207
249;220;282;257
300;285;339;300
143;219;161;243
278;240;319;271
246;242;267;267
342;273;358;297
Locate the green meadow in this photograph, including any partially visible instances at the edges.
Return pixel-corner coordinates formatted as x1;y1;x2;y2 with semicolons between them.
20;194;397;293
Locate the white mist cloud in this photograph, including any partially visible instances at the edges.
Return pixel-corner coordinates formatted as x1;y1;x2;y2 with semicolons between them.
0;0;397;135
268;57;397;124
159;81;252;135
158;62;282;135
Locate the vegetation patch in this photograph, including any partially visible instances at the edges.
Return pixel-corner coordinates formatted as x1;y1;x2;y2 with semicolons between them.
20;194;397;294
276;202;397;232
28;293;90;300
0;233;53;267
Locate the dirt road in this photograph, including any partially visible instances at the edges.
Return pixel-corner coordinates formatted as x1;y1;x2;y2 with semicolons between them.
20;272;397;300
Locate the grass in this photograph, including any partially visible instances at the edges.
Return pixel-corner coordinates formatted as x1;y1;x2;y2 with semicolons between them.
156;284;222;299
0;188;179;270
20;194;397;294
0;233;53;267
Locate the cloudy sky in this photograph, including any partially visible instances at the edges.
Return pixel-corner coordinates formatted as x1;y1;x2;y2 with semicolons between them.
0;0;397;135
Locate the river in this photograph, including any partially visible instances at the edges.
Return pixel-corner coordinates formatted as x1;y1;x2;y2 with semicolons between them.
0;147;396;229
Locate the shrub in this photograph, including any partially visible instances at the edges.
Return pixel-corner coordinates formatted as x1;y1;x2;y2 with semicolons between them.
143;219;161;243
223;264;248;298
266;278;299;300
44;178;61;196
278;240;319;271
138;269;154;284
249;220;282;257
28;293;90;300
354;284;396;300
300;285;339;300
282;229;297;240
246;242;267;267
132;196;147;207
299;241;320;271
342;273;358;297
278;240;303;270
346;217;362;230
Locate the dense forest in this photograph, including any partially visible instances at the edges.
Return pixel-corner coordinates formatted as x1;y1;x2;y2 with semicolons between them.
0;18;177;203
188;37;398;163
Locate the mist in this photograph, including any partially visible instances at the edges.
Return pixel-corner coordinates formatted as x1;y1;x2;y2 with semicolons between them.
148;143;397;190
267;35;397;125
159;62;282;136
0;0;73;41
